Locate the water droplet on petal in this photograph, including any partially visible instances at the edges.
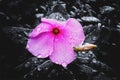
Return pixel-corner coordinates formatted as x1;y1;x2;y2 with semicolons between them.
37;28;41;32
45;55;48;57
26;45;29;48
62;62;67;67
55;62;59;64
38;55;42;58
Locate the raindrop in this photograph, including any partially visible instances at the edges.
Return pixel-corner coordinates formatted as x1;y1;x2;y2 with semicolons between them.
98;23;101;27
55;61;59;64
37;28;41;32
92;59;97;63
55;16;59;19
102;25;105;28
35;13;44;18
62;62;67;67
37;67;41;71
35;8;38;11
82;51;86;54
34;60;37;64
92;36;97;41
26;44;29;48
38;55;42;58
18;34;22;37
45;55;48;57
45;67;48;70
92;70;97;73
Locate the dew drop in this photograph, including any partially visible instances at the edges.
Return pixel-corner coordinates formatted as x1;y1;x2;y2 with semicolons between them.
38;55;42;58
92;36;97;41
82;51;86;54
18;34;22;37
62;62;67;67
45;55;48;57
55;61;59;64
37;67;41;71
37;28;41;32
26;44;29;48
98;23;101;27
35;8;38;11
55;16;59;19
45;67;48;70
34;60;37;64
92;59;97;63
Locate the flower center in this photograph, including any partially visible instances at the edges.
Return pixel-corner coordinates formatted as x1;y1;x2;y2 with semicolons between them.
52;28;60;35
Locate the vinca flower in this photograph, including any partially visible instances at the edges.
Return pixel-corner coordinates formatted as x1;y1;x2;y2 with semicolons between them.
26;18;85;67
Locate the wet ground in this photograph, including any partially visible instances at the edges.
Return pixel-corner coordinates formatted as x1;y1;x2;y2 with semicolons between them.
0;0;120;80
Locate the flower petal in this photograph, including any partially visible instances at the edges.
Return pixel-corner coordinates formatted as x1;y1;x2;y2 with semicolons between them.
26;32;54;58
50;35;75;67
29;22;52;38
64;18;85;47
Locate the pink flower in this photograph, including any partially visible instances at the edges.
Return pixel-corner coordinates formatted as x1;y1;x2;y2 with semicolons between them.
26;18;85;67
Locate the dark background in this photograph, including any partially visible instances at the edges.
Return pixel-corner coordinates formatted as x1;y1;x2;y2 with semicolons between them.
0;0;120;80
